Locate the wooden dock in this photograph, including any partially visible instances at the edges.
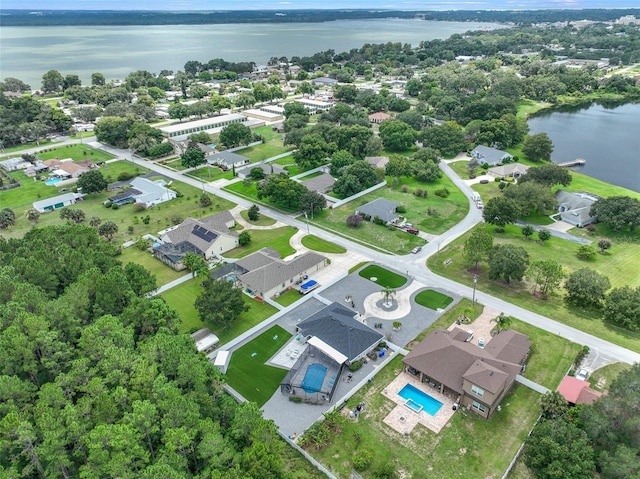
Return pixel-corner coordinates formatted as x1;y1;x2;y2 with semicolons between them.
557;158;586;167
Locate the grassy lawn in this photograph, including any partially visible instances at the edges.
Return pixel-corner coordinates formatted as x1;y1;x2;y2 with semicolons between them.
0;139;59;155
225;226;297;258
274;288;305;307
516;99;553;119
223;180;298;213
301;234;347;254
225;325;292;406
239;209;277;226
414;289;454;310
118;246;184;286
35;144;115;163
186;166;233;182
358;265;407;288
588;362;630;393
162;278;278;343
271;155;311;177
238;143;293;162
428;224;640;353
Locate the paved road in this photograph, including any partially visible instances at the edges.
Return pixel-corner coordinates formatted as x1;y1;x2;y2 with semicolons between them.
23;138;639;366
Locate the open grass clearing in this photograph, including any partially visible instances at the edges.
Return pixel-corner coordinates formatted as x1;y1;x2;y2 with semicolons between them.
118;246;184;286
35;144;115;163
274;288;305;307
414;289;454;311
301;234;347;254
225;325;292;406
162;278;278;343
428;224;640;353
358;265;407;289
588;362;631;392
0;139;59;155
225;226;297;258
238;142;292;162
186;165;233;182
239;209;277;226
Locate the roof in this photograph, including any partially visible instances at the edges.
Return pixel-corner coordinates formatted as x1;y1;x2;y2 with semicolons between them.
555;190;598;226
207;151;250;167
307;336;348;364
356;198;399;223
471;145;513;165
365;156;390;169
312;76;338;85
368;112;392;121
164;211;236;251
33;192;83;210
488;163;530;177
301;172;336;192
159;113;247;134
557;376;603;404
190;328;219;352
403;328;529;395
298;302;383;362
236;162;286;177
237;249;326;295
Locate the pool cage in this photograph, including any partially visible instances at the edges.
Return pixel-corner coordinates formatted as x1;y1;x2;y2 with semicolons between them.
280;342;344;403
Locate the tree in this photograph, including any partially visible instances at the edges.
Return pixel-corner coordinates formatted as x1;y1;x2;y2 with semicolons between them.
524;418;595;479
414;161;442;183
590;196;640;232
483;197;520;231
346;214;363;228
539;391;569;420
521;225;535;240
199;192;212;208
294;133;332;170
91;72;105;86
0;208;16;229
183;252;208;278
603;286;640;331
63;74;81;90
491;313;512;332
504;181;557;215
330;150;356;176
421;121;467;157
537;229;552;244
77;170;108;194
381;287;396;306
168;102;190;121
463;226;493;271
235;92;256;109
379;120;418;151
195;278;249;328
527;259;564;298
247;204;260;221
181;146;206;169
565;268;610;308
219;123;253;148
95;116;132;148
123;262;157;296
587;240;608;258
41;69;64;92
238;231;251;246
299;190;327;217
576;244;597;260
98;221;118;241
522;132;554;162
385;156;413;178
488;244;529;283
256;173;307;209
520;164;572;187
26;208;40;224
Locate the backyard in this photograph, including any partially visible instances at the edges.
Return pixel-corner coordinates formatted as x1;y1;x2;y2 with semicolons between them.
224;226;297;258
358;265;407;289
300;234;347;254
118;246;184;286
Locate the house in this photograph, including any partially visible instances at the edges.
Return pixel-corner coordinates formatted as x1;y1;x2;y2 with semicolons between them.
557;376;603;405
365;156;390;169
470;145;513;166
0;157;30;172
301;172;336;193
368;112;392;124
311;76;338;87
236;162;287;180
206;151;250;170
403;328;531;418
555;190;598;227
355;198;400;224
487;163;530;179
229;247;327;299
23;161;49;177
191;328;219;353
42;158;94;179
33;192;84;213
295;98;333;114
108;177;176;207
154;211;238;269
296;302;384;365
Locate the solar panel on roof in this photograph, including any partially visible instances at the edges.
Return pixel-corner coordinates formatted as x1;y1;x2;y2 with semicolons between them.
192;225;217;242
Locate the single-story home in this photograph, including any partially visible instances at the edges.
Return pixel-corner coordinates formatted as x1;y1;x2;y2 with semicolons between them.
43;159;94;178
403;328;531;418
0;157;30;172
154;211;238;270
301;172;336;193
236;162;286;180
368;112;392;124
487;163;530;179
295;98;333;114
470;145;514;166
206;151;250;170
555;190;598;227
557;376;603;405
108;177;176;207
191;328;219;353
33;192;84;213
365;156;390;169
24;161;49;177
229;247;327;299
355;198;400;224
311;77;339;87
296;302;384;365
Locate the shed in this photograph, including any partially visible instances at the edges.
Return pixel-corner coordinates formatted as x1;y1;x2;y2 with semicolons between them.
213;350;231;374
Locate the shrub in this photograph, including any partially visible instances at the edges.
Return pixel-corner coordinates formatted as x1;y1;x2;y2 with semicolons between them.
133;203;147;212
346;214;363;228
395;205;407;214
495;177;502;182
498;182;507;190
170;215;183;225
117;171;134;181
479;179;489;184
142;215;151;225
576;244;597;260
111;203;120;210
349;360;363;372
401;185;409;193
574;345;590;368
127;225;134;234
434;187;450;198
103;201;112;208
289;395;303;403
585;223;597;234
353;449;373;471
372;216;385;226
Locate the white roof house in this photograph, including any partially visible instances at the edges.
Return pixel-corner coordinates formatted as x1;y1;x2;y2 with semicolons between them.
33;192;84;213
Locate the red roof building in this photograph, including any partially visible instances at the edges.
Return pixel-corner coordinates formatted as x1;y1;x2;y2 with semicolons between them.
557;376;603;405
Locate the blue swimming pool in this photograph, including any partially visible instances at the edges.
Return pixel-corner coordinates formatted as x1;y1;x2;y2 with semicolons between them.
45;178;62;185
398;384;443;416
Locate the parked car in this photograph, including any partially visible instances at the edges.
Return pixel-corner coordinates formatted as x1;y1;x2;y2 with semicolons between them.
407;228;419;235
477;337;486;349
411;246;422;254
575;368;589;381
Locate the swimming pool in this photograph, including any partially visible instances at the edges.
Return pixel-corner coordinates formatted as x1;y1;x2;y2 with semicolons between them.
398;384;443;416
45;178;62;185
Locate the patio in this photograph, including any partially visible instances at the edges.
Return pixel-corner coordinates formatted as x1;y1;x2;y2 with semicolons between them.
448;305;501;348
382;372;456;434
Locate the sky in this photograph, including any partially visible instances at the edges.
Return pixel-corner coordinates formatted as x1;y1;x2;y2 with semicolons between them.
3;1;639;11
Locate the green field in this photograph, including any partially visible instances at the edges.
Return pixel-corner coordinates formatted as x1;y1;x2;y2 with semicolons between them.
224;180;299;213
300;234;347;254
186;165;233;182
118;246;184;286
35;144;115;163
358;265;407;288
239;209;277;226
414;289;454;310
225;226;297;258
274;288;305;307
428;224;640;353
587;362;631;393
161;278;278;342
225;325;292;406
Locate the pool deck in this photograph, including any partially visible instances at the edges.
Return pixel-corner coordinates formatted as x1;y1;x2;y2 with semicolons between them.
382;372;456;434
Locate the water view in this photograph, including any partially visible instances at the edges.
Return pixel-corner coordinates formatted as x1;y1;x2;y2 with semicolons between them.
528;102;640;193
0;19;500;87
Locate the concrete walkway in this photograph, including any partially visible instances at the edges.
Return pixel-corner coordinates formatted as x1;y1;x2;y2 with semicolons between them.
361;279;425;322
516;375;550;395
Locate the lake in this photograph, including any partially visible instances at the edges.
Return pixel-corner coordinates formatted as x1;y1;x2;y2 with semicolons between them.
0;19;500;87
527;102;640;193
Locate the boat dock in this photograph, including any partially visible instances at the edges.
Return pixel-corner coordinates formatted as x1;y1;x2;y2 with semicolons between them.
557;158;587;167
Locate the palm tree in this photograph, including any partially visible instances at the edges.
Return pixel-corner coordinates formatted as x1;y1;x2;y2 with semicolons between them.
381;287;396;307
491;313;512;333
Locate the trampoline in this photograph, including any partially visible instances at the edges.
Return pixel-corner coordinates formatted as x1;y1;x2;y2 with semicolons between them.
301;363;327;393
300;279;318;291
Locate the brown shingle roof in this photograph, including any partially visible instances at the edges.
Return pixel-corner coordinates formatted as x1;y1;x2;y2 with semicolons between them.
463;360;509;394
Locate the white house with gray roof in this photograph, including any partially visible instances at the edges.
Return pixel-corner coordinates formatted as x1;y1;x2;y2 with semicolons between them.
355;198;400;224
470;145;513;166
33;192;84;213
206;151;250;170
555;190;598;227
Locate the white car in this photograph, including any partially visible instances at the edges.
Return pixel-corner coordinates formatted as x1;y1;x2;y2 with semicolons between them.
575;369;589;381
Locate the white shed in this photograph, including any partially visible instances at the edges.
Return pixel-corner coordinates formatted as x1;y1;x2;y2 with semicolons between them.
213;350;231;374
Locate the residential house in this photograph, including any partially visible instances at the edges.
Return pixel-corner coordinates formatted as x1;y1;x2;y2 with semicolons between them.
236;162;286;180
470;145;514;166
557;376;603;405
0;157;30;172
555;190;598;227
154;211;238;270
206;151;250;170
403;328;531;418
23;161;49;177
301;172;336;194
33;192;84;213
365;156;390;169
311;77;338;87
190;328;219;353
368;112;392;124
487;163;530;179
295;98;333;114
108;177;176;207
355;198;400;224
43;159;94;179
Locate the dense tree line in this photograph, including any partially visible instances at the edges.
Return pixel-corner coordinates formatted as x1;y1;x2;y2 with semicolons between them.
0;225;311;478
